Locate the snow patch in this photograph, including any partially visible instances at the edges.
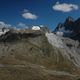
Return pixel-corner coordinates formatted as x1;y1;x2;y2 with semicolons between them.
45;32;64;48
46;32;80;67
0;28;9;36
32;26;40;30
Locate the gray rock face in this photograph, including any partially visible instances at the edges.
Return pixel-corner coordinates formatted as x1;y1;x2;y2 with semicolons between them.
46;32;80;67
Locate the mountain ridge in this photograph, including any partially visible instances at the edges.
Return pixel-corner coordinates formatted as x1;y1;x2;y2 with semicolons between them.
0;17;80;80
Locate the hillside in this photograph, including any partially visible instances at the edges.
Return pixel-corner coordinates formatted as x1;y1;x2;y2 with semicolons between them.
0;28;80;80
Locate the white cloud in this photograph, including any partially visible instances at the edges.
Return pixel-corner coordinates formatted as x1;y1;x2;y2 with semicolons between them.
17;22;28;29
0;21;11;28
18;22;26;27
52;2;79;12
22;9;38;20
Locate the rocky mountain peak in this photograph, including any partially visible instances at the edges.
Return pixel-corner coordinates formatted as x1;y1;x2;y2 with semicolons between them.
54;17;80;40
66;16;74;22
54;23;63;32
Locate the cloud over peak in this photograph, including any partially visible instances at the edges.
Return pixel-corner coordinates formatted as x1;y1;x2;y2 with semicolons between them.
53;2;79;12
22;9;38;20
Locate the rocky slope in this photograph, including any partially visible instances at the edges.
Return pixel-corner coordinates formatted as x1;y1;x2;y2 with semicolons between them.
0;20;80;80
53;17;80;68
46;33;80;67
0;29;80;80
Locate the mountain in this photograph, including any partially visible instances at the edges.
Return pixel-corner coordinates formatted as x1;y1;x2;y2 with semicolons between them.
54;17;80;39
0;21;80;80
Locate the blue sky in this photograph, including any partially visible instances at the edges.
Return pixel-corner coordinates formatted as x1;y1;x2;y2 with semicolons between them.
0;0;80;30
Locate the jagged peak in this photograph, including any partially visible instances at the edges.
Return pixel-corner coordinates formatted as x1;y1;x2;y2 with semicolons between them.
65;16;74;22
55;23;63;31
54;16;80;39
